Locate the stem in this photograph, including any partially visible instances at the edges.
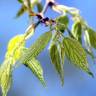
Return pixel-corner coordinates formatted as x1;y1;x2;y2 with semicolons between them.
34;21;41;28
41;0;55;15
41;1;49;14
36;0;50;21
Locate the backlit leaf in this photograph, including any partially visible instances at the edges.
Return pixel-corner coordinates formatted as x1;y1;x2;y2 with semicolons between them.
84;31;95;59
49;43;64;85
87;28;96;49
37;2;43;12
21;31;52;63
52;4;79;15
0;59;13;96
56;15;69;33
18;0;23;3
24;58;45;85
63;37;93;77
58;42;65;65
72;21;82;43
16;5;27;18
60;45;65;65
6;34;25;61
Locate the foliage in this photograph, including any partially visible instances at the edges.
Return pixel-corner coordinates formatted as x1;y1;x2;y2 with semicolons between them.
0;0;96;96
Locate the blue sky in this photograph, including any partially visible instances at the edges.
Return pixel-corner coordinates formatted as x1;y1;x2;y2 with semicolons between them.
0;0;96;96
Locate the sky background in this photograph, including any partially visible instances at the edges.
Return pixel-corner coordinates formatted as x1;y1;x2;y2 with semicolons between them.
0;0;96;96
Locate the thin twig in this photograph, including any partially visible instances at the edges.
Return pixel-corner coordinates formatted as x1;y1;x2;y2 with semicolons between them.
41;1;49;14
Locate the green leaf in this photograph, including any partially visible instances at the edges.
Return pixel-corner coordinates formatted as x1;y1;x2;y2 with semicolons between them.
56;15;69;33
58;42;65;65
83;30;94;59
52;5;79;16
37;2;43;12
26;0;32;10
49;43;64;85
87;28;96;49
24;58;45;85
63;37;93;77
6;34;25;61
16;5;27;18
72;21;82;43
60;45;65;65
0;59;12;96
18;0;23;3
21;47;28;54
21;31;52;63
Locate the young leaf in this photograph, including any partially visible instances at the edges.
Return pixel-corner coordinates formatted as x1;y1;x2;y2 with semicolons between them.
18;0;23;3
63;37;93;77
84;31;95;59
0;59;12;96
24;58;45;85
84;30;91;48
49;43;64;85
21;31;52;63
26;0;32;11
52;4;79;16
60;45;65;65
37;2;43;12
16;5;27;18
6;34;25;61
72;21;82;43
21;47;28;54
87;28;96;49
56;15;69;33
58;42;65;65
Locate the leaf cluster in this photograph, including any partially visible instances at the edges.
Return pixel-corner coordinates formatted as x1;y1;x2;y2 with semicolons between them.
0;0;96;96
